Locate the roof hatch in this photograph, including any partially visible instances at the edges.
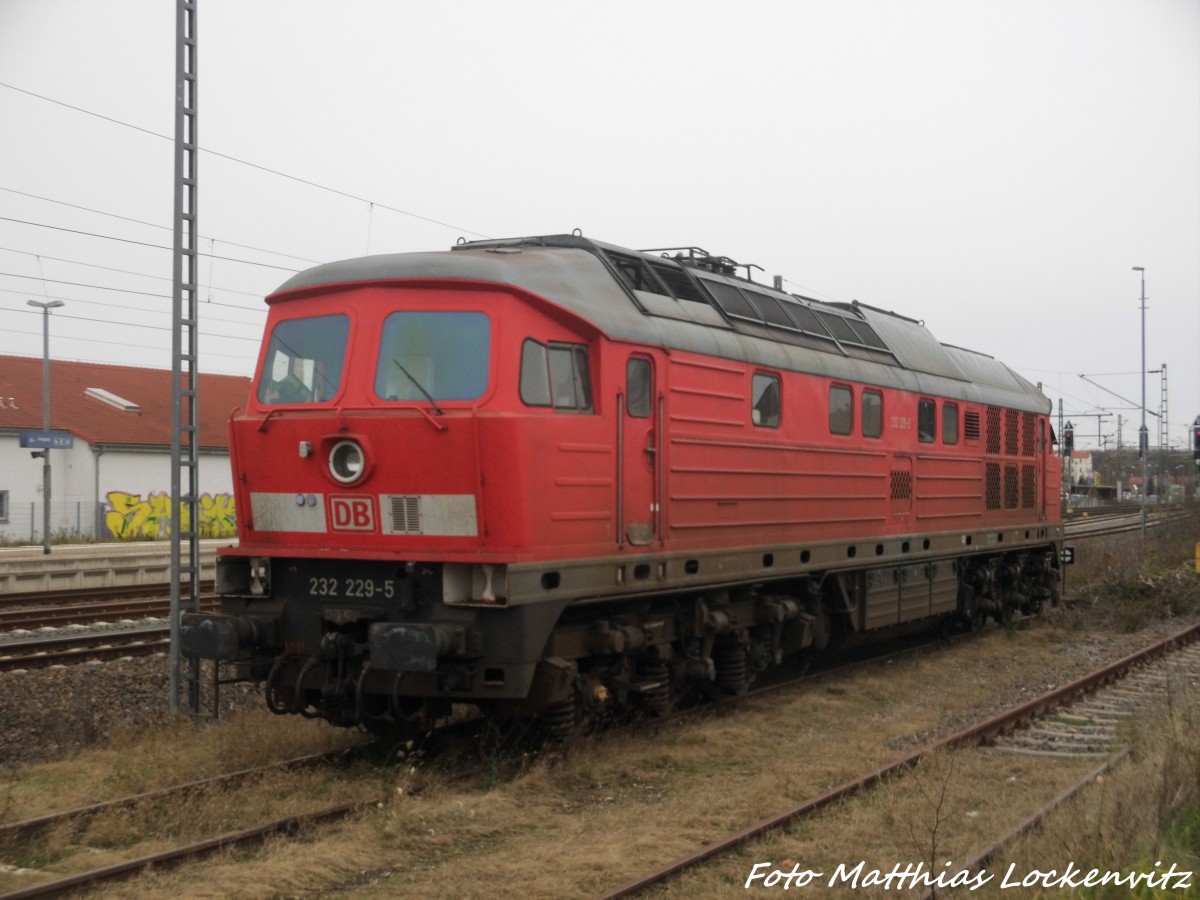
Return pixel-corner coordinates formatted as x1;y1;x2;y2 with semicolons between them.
85;387;140;413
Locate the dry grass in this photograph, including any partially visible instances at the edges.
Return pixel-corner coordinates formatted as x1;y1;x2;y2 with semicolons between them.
0;709;362;826
0;709;368;892
1065;509;1200;630
2;509;1197;898
0;621;1157;899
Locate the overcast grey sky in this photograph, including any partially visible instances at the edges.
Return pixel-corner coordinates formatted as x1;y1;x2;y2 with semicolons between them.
1;0;1197;451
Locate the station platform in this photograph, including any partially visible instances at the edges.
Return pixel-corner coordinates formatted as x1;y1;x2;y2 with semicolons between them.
0;540;230;593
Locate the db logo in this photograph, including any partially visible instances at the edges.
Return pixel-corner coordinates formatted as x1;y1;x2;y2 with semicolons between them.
329;495;376;531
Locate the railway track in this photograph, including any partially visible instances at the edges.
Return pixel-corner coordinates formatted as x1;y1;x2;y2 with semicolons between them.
0;628;975;898
0;750;370;900
0;627;171;673
0;584;215;631
991;638;1200;757
599;619;1200;897
2;617;1195;896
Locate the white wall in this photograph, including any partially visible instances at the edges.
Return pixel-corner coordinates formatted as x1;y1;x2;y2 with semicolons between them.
0;434;234;542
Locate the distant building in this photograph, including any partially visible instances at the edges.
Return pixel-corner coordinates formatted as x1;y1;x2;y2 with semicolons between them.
1068;450;1094;487
0;355;250;542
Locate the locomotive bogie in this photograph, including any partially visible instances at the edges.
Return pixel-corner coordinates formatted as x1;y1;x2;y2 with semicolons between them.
182;233;1064;734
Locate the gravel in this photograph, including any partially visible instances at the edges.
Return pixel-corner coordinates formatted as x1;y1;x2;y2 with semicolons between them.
0;617;260;766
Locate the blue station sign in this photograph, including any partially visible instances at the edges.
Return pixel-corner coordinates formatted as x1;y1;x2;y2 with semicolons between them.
19;430;75;449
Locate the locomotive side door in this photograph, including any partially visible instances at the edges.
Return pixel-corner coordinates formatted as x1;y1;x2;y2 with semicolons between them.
1037;417;1047;520
621;355;658;546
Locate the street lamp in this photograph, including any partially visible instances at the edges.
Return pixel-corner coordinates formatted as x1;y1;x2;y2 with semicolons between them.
26;299;64;554
1132;267;1147;539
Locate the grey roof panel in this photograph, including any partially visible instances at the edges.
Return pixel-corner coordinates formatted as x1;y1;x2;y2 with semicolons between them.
271;241;1048;414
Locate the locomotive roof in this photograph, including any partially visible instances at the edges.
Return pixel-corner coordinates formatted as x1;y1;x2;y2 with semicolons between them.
272;234;1049;414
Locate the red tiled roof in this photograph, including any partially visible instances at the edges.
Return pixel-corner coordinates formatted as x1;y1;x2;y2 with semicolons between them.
0;355;250;449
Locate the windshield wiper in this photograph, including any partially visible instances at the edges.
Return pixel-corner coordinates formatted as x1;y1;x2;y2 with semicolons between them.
393;360;444;416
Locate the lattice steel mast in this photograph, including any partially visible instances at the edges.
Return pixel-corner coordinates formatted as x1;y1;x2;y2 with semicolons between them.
170;0;202;714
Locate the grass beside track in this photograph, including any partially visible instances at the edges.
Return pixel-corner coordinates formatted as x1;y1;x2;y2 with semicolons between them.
0;508;1197;898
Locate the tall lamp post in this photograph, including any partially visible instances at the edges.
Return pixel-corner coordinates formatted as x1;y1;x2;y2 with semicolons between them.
27;299;64;554
1133;267;1147;539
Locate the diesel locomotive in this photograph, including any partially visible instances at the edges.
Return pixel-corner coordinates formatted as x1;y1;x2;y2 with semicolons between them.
181;233;1063;736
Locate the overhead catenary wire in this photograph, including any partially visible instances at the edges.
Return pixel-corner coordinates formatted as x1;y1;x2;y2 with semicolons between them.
0;81;493;241
0;323;257;372
0;217;301;273
0;245;266;298
0;287;265;329
0;185;324;266
3;304;262;342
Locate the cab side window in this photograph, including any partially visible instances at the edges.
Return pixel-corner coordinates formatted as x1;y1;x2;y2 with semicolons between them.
752;373;781;427
830;385;853;435
627;357;652;418
918;399;936;443
862;390;882;438
520;339;593;412
943;402;959;444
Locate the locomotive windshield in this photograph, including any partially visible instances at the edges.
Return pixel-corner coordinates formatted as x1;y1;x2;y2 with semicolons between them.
257;314;349;404
374;311;491;402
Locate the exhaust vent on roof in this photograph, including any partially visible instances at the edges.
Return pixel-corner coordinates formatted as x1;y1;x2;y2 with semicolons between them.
85;387;140;412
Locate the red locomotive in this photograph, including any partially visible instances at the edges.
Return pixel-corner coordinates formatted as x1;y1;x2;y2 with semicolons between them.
182;233;1063;736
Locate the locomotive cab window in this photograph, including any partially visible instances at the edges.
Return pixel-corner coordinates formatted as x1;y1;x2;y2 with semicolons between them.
917;399;936;443
751;373;780;428
374;311;490;402
520;339;593;412
943;402;959;444
626;357;652;418
258;313;350;405
862;390;882;438
829;385;853;435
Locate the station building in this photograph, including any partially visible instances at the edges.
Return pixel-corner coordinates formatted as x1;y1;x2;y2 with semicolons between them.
0;355;250;543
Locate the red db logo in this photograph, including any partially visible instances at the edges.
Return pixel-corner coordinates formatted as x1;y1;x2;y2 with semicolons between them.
329;496;376;532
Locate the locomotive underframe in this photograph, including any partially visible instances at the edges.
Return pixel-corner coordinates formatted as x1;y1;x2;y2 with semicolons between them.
183;524;1061;733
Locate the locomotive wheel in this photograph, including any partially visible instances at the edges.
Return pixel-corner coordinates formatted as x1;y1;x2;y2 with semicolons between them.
957;586;984;632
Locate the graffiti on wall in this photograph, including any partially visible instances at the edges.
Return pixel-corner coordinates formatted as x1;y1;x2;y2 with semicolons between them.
105;491;237;539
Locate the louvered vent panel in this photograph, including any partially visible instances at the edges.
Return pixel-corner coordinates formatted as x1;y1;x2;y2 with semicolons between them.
389;495;422;534
964;411;981;441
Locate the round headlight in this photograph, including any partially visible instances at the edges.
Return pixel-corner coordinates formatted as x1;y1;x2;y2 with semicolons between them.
328;440;366;484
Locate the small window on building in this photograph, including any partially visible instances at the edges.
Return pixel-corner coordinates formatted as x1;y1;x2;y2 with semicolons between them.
943;402;959;445
918;399;936;443
626;358;651;418
0;490;8;524
862;390;883;438
830;385;853;435
752;373;781;427
521;339;593;412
